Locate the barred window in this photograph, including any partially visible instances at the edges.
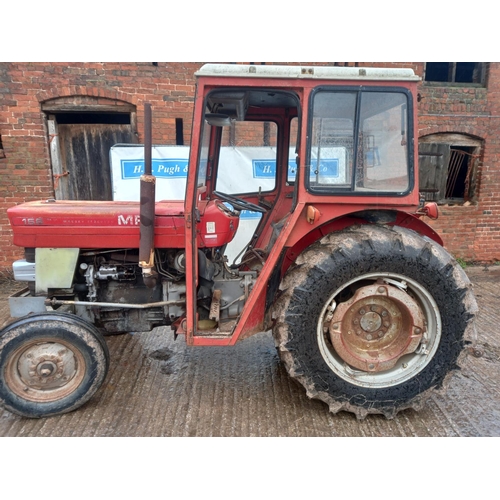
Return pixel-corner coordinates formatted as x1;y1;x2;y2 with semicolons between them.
419;134;482;204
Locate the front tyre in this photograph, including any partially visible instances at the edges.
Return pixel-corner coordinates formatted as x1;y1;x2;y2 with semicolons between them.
272;225;478;419
0;312;109;418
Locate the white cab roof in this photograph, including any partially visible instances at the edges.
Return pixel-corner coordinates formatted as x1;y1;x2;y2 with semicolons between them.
196;64;420;81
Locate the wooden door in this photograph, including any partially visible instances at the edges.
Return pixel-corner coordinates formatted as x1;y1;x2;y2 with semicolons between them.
418;142;450;202
57;123;137;200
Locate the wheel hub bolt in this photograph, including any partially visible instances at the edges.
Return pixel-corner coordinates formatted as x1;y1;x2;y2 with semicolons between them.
378;287;385;293
37;361;56;377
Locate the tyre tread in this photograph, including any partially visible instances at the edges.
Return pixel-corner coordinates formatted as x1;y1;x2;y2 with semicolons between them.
0;312;109;418
273;224;478;419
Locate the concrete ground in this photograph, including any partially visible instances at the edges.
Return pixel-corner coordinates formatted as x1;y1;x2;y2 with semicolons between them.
0;266;499;437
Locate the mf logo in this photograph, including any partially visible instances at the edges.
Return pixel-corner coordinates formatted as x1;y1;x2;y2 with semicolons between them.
118;215;140;225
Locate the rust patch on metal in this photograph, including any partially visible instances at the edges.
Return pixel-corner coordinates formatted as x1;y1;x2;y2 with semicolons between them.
329;281;425;372
4;336;86;403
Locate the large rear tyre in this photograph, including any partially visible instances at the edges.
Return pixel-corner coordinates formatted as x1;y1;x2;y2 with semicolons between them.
272;225;478;419
0;312;109;418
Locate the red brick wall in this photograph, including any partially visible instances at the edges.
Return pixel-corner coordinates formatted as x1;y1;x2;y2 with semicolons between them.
414;62;500;262
1;62;499;276
0;62;201;275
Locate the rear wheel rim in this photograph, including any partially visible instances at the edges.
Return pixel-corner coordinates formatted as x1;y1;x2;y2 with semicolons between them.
317;272;442;388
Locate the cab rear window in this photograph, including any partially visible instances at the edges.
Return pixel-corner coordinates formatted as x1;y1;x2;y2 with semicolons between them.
307;88;412;196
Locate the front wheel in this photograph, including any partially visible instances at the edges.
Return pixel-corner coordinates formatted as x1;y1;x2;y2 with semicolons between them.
272;225;478;419
0;312;109;418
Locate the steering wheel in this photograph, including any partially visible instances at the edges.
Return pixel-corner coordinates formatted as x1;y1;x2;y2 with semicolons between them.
213;191;267;214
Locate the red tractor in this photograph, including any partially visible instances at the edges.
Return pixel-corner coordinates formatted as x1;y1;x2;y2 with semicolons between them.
0;64;477;419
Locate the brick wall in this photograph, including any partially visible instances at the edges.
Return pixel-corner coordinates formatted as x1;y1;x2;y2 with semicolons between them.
1;62;500;276
415;62;500;262
0;62;201;275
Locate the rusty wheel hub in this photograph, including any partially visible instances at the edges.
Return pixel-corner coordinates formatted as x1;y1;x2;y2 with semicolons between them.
5;339;86;403
329;281;426;372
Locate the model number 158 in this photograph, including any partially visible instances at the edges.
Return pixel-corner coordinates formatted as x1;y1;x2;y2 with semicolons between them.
21;217;43;225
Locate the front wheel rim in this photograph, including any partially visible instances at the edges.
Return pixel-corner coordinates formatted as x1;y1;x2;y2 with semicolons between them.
4;337;86;403
317;273;442;388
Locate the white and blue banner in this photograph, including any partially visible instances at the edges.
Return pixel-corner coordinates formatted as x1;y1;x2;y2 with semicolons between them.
110;145;190;202
110;144;344;262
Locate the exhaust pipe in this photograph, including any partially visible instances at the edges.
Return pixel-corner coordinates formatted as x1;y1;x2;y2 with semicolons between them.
139;103;157;287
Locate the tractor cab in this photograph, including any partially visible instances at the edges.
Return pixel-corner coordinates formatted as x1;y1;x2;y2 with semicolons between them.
183;64;424;344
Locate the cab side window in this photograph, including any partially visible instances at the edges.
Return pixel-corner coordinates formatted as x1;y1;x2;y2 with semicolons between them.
216;121;278;195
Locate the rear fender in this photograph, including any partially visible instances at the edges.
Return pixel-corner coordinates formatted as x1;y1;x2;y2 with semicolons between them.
283;209;443;275
264;209;443;326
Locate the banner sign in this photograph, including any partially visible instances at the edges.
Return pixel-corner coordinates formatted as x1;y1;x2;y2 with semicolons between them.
111;145;344;195
109;144;343;261
121;159;189;179
253;158;340;180
110;145;189;202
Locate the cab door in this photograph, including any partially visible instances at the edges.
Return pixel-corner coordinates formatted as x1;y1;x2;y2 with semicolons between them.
184;96;213;344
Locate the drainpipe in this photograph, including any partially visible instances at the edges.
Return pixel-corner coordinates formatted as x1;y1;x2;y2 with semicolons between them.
139;103;157;288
